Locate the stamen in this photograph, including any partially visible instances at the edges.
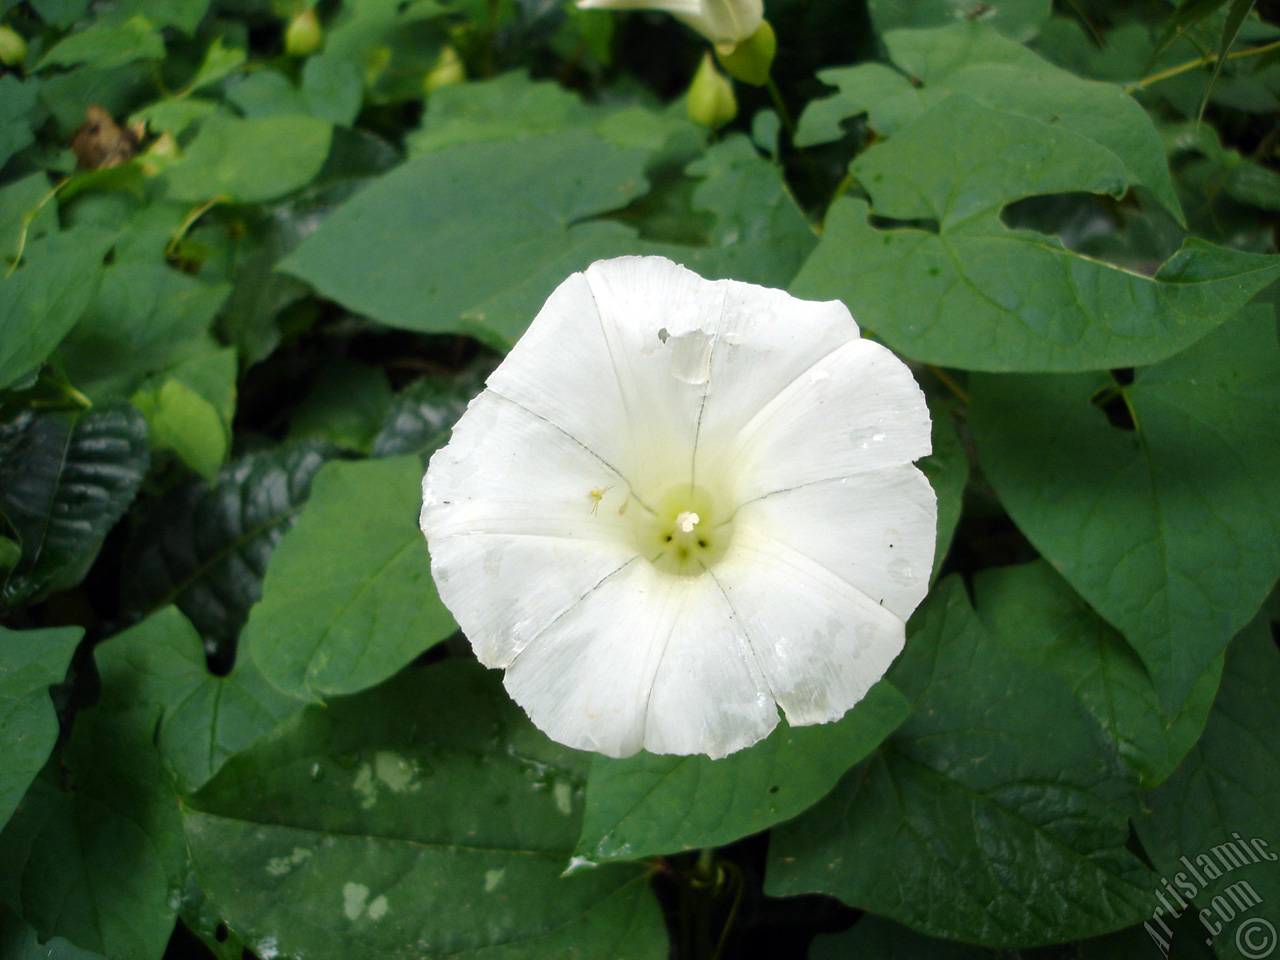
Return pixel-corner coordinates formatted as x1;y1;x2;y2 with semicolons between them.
677;511;700;533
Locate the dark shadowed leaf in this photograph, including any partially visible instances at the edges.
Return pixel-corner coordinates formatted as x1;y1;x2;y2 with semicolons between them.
0;403;149;607
122;441;335;645
370;362;492;460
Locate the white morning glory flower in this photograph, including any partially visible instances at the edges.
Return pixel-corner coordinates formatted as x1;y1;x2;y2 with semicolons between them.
420;256;935;759
575;0;763;49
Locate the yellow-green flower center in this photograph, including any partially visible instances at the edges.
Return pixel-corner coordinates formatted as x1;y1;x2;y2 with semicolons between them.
636;483;733;576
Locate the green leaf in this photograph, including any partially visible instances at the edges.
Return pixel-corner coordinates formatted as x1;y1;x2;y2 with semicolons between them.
318;0;448;103
5;707;185;960
974;561;1221;787
184;660;667;960
178;875;249;960
245;455;455;702
301;54;364;127
920;395;967;580
1165;119;1280;212
122;441;335;646
1150;0;1230;68
281;130;652;351
28;0;91;28
164;114;333;203
287;358;394;454
968;307;1280;713
225;71;307;118
37;15;165;70
792;95;1280;372
1135;612;1280;960
117;0;210;34
0;625;82;830
131;346;237;479
0;227;114;390
0;76;39;170
766;577;1154;948
183;37;246;93
1200;0;1257;119
94;606;301;793
0;175;58;263
0;539;18;573
407;70;603;156
798;23;1181;222
56;262;231;399
0;404;149;607
370;362;492;460
678;134;816;290
868;0;1052;43
575;679;909;863
38;63;152;135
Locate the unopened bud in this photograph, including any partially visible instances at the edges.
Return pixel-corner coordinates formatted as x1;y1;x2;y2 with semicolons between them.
686;52;736;130
285;7;322;57
0;24;27;67
716;19;775;86
425;45;466;94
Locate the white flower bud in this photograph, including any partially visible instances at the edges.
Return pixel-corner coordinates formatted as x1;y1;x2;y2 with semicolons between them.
686;53;737;130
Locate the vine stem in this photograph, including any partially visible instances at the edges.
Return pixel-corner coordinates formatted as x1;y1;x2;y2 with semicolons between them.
166;197;223;259
764;76;797;139
1126;37;1280;92
5;182;66;279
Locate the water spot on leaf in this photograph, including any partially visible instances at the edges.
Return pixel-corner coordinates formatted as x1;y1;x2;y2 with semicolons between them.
554;779;573;815
343;882;369;921
374;750;420;793
353;763;377;809
266;847;314;877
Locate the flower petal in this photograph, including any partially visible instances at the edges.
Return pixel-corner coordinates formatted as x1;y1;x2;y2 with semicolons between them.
488;256;861;497
710;524;907;726
734;464;936;622
503;561;777;758
576;0;703;14
422;390;633;542
672;0;763;47
422;390;639;667
486;260;706;498
717;337;931;503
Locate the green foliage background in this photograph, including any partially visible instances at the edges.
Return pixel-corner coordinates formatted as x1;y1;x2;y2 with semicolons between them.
1;0;1278;957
